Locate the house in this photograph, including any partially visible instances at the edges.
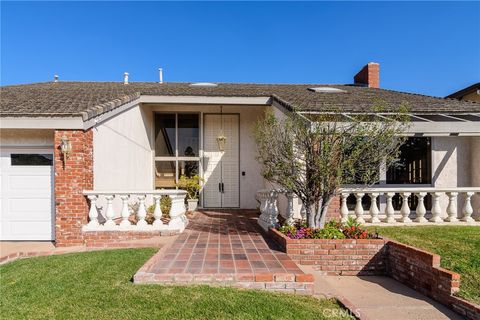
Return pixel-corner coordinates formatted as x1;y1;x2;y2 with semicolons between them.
1;63;479;246
446;82;480;103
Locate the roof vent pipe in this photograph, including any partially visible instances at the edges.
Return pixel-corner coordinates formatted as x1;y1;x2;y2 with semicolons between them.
54;75;59;83
159;68;163;84
124;72;129;85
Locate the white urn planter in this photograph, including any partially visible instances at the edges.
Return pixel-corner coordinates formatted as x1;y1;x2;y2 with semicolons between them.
187;199;199;212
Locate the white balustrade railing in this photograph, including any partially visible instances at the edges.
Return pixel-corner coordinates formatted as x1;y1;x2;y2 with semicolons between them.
83;190;189;232
256;189;295;231
340;187;480;224
257;187;480;228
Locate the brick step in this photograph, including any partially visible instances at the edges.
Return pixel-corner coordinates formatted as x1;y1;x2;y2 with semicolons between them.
133;272;314;294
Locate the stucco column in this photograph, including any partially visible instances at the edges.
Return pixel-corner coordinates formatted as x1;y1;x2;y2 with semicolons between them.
54;130;93;247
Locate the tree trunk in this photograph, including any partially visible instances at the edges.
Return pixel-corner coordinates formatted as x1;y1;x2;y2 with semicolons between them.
306;203;315;228
316;196;333;228
313;198;323;228
318;200;331;228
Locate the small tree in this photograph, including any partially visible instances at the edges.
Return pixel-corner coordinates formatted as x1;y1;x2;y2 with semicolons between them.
253;105;409;228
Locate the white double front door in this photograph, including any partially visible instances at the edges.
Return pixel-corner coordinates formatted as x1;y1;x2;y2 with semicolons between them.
202;114;240;208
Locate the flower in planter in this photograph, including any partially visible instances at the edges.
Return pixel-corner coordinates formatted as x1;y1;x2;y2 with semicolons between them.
279;217;374;240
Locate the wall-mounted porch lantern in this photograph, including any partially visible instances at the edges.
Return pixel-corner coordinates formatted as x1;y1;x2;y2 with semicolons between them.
60;135;72;168
216;134;226;152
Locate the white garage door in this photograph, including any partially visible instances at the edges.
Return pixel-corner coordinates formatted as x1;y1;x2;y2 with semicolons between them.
0;149;54;240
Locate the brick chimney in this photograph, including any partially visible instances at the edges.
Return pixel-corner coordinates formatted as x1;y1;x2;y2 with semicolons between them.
354;62;380;88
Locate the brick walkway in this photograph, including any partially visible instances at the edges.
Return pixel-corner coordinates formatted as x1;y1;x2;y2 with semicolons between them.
134;210;314;294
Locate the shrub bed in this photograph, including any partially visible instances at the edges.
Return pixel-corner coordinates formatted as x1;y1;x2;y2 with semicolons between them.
277;218;377;240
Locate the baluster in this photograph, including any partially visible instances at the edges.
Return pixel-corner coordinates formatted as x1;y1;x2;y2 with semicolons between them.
369;193;380;224
136;195;148;226
119;195;131;227
284;192;295;226
259;193;267;215
87;195;100;227
385;192;396;223
153;195;163;227
414;192;427;223
340;193;349;223
168;192;189;232
257;191;272;231
400;192;412;223
445;192;458;222
461;192;474;222
104;195;116;227
354;193;365;224
268;191;279;227
429;192;443;223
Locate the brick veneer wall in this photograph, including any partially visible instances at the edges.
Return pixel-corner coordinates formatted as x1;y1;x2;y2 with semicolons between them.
54;130;93;247
83;230;178;247
387;241;480;320
269;228;388;275
325;195;341;222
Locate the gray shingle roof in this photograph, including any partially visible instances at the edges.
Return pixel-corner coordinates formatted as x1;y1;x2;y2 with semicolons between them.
1;81;479;121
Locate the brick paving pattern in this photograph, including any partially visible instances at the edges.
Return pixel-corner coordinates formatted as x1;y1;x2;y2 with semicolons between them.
134;210;313;294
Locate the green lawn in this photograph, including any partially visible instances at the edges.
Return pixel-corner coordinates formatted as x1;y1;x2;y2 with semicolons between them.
0;248;350;320
374;226;480;305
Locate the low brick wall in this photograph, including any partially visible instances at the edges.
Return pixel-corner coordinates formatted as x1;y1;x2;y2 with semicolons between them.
270;228;479;319
82;230;178;247
269;228;387;276
388;241;480;320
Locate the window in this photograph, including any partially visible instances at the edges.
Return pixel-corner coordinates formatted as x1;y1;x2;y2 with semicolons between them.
387;137;431;184
154;113;200;188
346;137;432;210
11;154;53;166
155;114;176;157
177;114;199;157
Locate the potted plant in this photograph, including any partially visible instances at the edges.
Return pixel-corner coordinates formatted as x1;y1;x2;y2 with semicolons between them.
176;175;203;212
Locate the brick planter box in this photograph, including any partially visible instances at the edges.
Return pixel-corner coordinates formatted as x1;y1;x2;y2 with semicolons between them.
269;228;388;276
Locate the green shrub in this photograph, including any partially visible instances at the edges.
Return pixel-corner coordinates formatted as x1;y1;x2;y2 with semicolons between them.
176;175;203;199
314;226;345;239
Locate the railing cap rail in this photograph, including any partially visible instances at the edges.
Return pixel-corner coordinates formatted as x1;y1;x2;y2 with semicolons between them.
83;190;188;196
339;187;480;193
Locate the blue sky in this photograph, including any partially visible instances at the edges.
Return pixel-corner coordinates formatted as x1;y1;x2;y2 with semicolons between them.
1;1;479;97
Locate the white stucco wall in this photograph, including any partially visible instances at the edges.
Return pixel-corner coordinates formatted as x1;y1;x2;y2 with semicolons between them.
93;105;153;190
431;136;476;217
149;104;267;209
432;136;472;188
0;129;54;147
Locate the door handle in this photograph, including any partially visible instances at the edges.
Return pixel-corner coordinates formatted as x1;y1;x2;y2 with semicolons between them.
219;182;222;192
221;182;225;193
